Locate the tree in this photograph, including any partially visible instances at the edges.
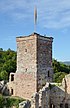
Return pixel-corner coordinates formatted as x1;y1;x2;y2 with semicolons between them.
0;70;8;80
53;72;67;83
53;59;70;83
0;48;3;51
0;48;16;81
0;95;4;108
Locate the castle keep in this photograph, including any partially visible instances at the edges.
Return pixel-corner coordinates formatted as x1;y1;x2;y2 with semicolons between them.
7;32;70;108
8;32;53;99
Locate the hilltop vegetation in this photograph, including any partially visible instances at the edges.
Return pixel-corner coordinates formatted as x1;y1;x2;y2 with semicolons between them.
0;48;16;81
53;59;70;82
0;48;70;83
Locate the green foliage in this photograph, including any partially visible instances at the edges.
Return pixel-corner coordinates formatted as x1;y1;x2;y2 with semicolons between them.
0;48;16;81
0;95;4;108
0;70;8;80
53;72;67;83
6;97;24;108
0;95;24;108
53;59;70;83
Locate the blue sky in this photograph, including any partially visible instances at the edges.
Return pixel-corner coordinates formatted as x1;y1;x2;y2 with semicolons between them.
0;0;70;61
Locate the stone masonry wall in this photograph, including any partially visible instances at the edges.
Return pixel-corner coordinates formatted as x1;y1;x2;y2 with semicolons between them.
14;72;36;99
50;74;70;108
37;36;53;90
16;34;37;74
8;72;36;99
8;33;53;99
15;33;53;98
31;75;70;108
14;34;37;99
31;83;50;108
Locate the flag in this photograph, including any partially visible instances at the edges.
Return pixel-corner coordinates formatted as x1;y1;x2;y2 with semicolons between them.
34;6;37;25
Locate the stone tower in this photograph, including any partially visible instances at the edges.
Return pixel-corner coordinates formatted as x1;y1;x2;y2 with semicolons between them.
8;32;53;99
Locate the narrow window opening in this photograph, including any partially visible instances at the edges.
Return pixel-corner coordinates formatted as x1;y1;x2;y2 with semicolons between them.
25;68;27;72
11;89;13;95
25;49;27;52
60;104;63;108
53;105;55;108
48;70;50;77
50;104;55;108
50;104;52;108
11;74;14;81
65;103;68;108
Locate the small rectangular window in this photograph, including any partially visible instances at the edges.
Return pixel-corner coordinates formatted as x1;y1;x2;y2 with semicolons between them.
60;104;63;108
50;104;55;108
48;70;50;77
11;89;13;95
25;68;27;72
25;49;27;52
65;103;68;108
53;105;55;108
11;74;14;81
50;104;52;108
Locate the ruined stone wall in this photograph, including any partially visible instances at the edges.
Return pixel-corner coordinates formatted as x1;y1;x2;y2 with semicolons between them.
62;74;70;94
19;83;50;108
50;74;70;108
50;84;65;108
7;73;16;96
31;83;50;108
30;74;70;108
8;72;36;99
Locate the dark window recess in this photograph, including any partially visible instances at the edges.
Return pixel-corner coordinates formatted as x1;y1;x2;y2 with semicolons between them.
60;104;63;108
25;68;27;72
25;49;27;52
53;105;55;108
50;104;55;108
7;89;9;94
65;103;68;108
50;104;52;108
11;74;14;81
48;70;50;77
11;89;13;95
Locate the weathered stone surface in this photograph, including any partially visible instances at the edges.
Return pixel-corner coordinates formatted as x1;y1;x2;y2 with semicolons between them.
7;32;70;108
37;36;53;90
0;80;9;95
30;77;70;108
8;33;53;99
19;100;31;108
31;92;39;108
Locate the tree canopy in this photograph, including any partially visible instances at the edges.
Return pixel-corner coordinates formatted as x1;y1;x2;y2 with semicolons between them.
0;48;16;81
53;59;70;82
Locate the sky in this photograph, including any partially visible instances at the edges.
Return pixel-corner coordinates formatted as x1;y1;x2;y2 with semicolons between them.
0;0;70;61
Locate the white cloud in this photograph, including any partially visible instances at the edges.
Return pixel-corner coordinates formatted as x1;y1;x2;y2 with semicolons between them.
0;0;70;29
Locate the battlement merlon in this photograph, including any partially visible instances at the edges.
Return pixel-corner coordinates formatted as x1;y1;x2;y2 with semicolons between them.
16;32;53;42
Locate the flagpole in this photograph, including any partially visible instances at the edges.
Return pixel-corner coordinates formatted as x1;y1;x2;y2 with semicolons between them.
34;20;36;32
34;6;37;32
